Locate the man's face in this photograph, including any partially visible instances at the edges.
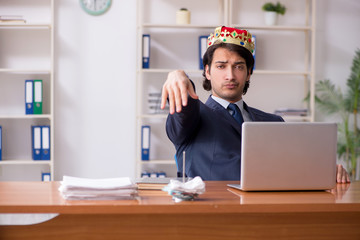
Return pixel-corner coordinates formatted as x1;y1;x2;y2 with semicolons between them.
205;47;250;103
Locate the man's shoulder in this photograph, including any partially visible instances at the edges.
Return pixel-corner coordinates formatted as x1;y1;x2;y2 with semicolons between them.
247;106;284;122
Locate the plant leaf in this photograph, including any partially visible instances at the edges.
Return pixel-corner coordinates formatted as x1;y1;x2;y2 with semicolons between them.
315;79;347;120
345;49;360;114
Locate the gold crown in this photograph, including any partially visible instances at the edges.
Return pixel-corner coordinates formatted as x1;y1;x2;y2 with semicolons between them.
207;26;254;54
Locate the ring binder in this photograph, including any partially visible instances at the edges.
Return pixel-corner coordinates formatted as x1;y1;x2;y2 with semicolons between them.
25;80;34;114
41;125;50;160
33;80;43;114
141;125;150;161
199;35;208;70
42;172;51;181
32;126;42;160
142;34;150;69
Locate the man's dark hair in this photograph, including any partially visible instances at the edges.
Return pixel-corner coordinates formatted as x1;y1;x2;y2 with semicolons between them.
202;42;254;95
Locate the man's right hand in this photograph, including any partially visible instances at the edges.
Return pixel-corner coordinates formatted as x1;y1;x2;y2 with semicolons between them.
161;70;199;114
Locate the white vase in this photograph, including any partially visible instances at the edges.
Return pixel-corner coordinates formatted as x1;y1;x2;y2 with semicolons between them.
176;9;191;25
264;11;278;26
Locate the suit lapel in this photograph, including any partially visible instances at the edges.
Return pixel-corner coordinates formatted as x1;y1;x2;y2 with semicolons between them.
243;101;256;121
205;96;242;134
244;101;271;121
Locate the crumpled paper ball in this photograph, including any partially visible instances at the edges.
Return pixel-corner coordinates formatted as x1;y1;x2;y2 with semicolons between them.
162;176;205;202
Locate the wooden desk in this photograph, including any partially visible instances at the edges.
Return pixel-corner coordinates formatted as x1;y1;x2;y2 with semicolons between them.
0;181;359;240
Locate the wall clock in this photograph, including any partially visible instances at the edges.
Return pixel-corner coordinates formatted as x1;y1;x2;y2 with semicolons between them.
80;0;112;16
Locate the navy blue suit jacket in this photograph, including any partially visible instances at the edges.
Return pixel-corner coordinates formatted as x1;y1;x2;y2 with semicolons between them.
166;96;284;180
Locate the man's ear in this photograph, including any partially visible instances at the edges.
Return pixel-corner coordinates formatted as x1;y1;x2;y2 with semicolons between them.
205;65;211;80
246;69;251;81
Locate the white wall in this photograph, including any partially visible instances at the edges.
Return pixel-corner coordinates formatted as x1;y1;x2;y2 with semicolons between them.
54;1;136;179
315;0;360;124
53;0;360;180
316;0;360;90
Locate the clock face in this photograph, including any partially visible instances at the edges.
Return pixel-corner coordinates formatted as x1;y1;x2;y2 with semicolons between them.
80;0;112;16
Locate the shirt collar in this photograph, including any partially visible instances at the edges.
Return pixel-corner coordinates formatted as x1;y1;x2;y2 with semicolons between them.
211;95;244;112
211;95;252;122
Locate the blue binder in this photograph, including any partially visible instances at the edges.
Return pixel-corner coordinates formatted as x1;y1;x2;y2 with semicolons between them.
41;125;50;160
42;172;51;181
142;34;150;69
0;126;2;161
199;35;208;70
141;125;150;160
25;80;33;114
141;171;151;178
32;126;42;160
157;171;167;178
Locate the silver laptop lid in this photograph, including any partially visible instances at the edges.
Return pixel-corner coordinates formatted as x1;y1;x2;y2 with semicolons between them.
240;122;337;191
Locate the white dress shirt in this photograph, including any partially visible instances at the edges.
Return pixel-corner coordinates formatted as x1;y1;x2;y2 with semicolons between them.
211;95;252;122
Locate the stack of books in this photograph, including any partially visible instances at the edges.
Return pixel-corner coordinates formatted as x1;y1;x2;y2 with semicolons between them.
148;92;169;114
59;176;138;200
274;108;308;117
135;177;171;190
0;15;26;23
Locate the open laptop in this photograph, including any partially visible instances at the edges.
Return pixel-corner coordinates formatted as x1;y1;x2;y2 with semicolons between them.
228;122;337;191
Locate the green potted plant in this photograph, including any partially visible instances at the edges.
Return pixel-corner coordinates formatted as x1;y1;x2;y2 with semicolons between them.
314;49;360;180
262;2;286;25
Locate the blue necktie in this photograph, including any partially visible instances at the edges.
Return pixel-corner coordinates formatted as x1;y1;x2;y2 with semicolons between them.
228;103;244;126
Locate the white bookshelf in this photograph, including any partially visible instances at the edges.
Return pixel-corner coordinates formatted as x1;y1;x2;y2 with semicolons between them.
136;0;316;177
229;0;316;122
0;0;55;181
0;115;52;119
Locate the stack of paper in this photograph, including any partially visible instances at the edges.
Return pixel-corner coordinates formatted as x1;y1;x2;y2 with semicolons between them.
59;176;137;200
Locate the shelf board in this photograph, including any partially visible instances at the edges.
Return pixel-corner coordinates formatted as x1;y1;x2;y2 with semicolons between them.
0;114;52;119
140;160;175;164
0;23;51;29
139;69;203;74
141;24;217;29
0;160;51;165
231;25;312;31
140;24;312;31
140;69;310;76
0;68;51;74
253;70;310;76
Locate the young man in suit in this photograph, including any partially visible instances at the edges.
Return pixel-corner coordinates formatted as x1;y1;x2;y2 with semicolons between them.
161;26;350;183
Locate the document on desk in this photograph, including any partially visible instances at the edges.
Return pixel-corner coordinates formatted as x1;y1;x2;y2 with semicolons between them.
0;214;59;226
59;176;138;200
135;177;192;190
